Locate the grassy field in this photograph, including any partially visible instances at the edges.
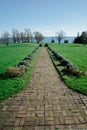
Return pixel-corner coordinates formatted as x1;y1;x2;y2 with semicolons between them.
49;43;87;95
0;43;38;73
0;43;39;102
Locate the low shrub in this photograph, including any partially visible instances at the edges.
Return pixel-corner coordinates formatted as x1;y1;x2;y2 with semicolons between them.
6;66;26;77
56;55;64;61
60;59;69;66
23;57;31;60
64;63;81;76
39;44;42;47
18;61;28;66
45;43;48;47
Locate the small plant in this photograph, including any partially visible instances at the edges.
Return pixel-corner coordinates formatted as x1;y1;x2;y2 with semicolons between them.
60;59;69;66
6;66;26;77
45;43;48;47
51;39;55;43
39;44;42;47
64;40;68;43
18;61;28;66
64;63;81;76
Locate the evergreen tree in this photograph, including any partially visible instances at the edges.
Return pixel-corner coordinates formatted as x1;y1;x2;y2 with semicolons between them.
74;31;87;45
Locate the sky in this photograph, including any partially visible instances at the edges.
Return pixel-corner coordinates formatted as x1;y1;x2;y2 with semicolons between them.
0;0;87;36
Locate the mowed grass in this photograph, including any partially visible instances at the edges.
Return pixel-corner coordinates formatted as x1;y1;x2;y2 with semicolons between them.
49;43;87;95
0;43;39;102
0;43;38;73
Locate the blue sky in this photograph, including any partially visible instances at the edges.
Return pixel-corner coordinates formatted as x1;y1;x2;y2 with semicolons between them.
0;0;87;36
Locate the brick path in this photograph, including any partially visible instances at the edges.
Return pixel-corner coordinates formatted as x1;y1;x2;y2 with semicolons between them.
0;47;87;130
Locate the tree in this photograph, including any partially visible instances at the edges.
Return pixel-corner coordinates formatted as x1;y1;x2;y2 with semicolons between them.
12;29;17;43
2;31;10;46
20;31;25;43
64;40;68;43
73;31;87;45
51;37;55;43
24;29;33;43
0;37;3;43
34;32;44;43
12;29;20;43
56;31;65;43
80;31;87;45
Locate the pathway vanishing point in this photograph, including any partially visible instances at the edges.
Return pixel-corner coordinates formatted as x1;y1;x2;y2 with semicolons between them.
0;47;87;130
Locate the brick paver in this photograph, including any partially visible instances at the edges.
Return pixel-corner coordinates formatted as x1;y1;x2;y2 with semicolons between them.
0;47;87;130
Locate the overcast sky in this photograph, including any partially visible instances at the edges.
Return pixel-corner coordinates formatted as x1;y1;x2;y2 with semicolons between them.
0;0;87;36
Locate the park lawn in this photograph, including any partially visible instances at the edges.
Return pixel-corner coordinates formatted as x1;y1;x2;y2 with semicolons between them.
49;43;87;95
0;43;39;102
0;43;38;73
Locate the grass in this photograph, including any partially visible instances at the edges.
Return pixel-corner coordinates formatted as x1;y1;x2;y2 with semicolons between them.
0;43;38;73
50;43;87;70
0;43;40;102
49;43;87;95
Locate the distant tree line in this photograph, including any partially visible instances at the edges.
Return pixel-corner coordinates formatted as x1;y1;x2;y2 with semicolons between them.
0;28;44;45
1;28;87;46
0;28;67;45
73;31;87;45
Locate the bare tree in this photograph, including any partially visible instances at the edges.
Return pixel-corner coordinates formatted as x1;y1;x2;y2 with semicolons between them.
2;31;10;46
12;29;17;43
34;31;44;43
56;31;65;43
12;29;20;43
24;29;33;43
0;37;3;44
15;30;20;43
20;31;25;43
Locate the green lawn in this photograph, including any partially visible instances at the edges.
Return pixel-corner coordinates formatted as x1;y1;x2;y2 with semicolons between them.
49;43;87;95
0;43;39;102
0;43;38;73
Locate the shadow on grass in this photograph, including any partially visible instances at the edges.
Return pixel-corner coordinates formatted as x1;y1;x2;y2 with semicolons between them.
68;44;81;47
61;69;81;78
0;73;8;80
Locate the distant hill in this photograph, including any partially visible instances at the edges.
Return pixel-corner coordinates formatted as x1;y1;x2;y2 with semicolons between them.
43;36;75;43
